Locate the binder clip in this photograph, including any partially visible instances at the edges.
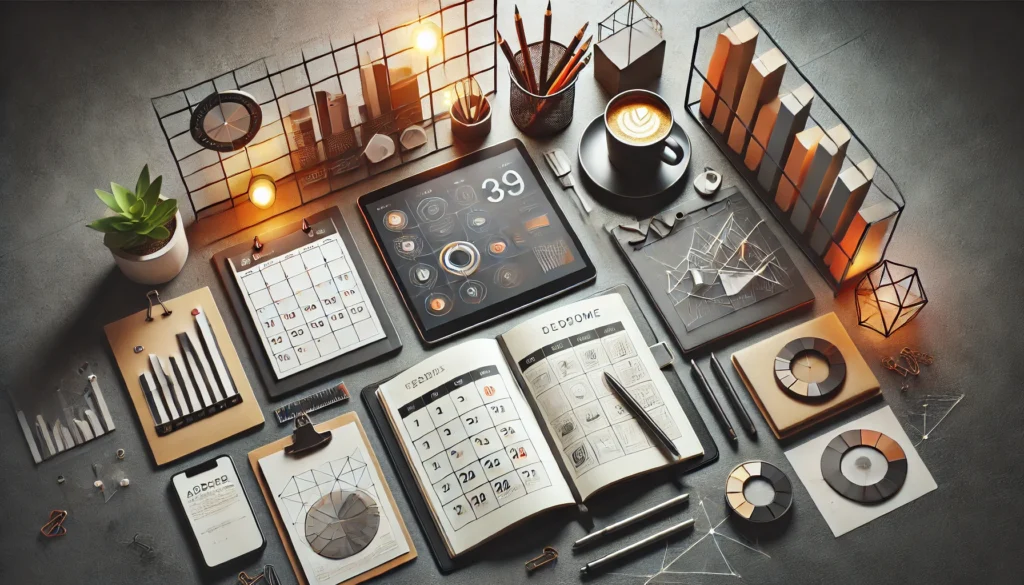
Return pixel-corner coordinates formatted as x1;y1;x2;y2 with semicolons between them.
301;218;311;234
525;546;558;573
284;413;332;456
145;290;172;322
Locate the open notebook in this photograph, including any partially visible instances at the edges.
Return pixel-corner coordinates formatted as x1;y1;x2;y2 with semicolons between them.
373;292;705;559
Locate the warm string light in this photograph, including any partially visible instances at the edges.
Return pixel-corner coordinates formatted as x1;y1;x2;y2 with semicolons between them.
411;20;442;59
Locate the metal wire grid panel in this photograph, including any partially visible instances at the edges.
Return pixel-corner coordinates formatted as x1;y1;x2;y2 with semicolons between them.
151;0;497;230
597;0;663;48
684;6;906;294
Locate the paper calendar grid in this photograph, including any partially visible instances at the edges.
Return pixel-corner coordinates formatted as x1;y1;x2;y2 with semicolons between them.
399;366;553;532
232;232;385;379
519;322;684;479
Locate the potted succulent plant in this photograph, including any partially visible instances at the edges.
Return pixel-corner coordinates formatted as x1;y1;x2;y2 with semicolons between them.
87;165;189;284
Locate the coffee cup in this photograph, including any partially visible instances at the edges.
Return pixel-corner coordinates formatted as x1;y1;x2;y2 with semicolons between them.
604;89;684;172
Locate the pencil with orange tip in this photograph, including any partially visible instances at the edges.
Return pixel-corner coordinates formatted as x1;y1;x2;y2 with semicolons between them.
513;5;537;93
540;1;552;87
543;21;587;92
496;31;530;91
547;35;591;94
547;51;591;95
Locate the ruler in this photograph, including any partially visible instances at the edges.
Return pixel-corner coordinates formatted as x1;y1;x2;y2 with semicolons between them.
273;383;350;424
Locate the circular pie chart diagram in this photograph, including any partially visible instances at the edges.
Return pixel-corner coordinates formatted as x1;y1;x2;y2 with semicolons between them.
304;490;380;559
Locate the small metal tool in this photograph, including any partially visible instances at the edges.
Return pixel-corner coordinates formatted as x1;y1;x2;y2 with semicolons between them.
543;149;593;214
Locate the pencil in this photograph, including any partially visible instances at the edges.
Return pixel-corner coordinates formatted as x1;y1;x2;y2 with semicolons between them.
513;5;537;93
540;1;552;89
546;51;590;95
547;35;591;95
690;359;737;442
544;21;587;92
710;352;757;436
496;31;530;91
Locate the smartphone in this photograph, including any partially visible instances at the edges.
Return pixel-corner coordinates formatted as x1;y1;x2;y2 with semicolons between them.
170;454;265;570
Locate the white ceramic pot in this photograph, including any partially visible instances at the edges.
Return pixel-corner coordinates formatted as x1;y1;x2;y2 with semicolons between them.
105;208;189;285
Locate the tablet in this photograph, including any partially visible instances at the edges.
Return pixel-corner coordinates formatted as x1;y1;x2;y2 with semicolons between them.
360;139;595;344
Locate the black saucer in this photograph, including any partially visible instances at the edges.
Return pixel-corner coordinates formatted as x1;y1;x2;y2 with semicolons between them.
577;114;692;200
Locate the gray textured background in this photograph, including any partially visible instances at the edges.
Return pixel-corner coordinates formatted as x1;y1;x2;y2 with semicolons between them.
2;1;1022;584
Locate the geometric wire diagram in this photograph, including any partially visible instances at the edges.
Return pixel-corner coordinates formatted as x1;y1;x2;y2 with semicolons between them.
610;492;771;584
855;260;927;337
276;450;381;559
903;394;965;449
644;197;795;331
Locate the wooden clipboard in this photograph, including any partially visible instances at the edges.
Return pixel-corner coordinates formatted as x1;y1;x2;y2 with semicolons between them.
104;286;264;466
247;412;417;585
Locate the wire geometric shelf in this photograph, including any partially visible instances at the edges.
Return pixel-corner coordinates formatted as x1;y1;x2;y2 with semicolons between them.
152;0;497;237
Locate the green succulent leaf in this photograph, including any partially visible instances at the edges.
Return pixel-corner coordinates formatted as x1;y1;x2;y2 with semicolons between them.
94;189;123;214
148;198;177;226
142;176;162;212
135;165;151;200
110;182;134;212
129;199;145;216
144;226;170;240
87;216;126;233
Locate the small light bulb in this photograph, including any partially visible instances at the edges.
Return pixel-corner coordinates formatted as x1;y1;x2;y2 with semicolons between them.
416;29;437;53
248;175;277;209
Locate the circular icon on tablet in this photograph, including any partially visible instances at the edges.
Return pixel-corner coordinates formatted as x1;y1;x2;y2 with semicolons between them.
466;209;492;233
453;184;477;206
488;239;510;257
416;197;448;223
459;280;487;304
408;263;437;288
494;263;524;288
439;241;481;277
394;234;424;260
425;292;453;316
383;210;408;231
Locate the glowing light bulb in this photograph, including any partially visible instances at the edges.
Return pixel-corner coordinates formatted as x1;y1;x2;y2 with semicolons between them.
248;175;277;209
411;21;442;58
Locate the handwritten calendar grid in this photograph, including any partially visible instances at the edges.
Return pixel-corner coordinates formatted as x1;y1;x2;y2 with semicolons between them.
234;231;384;378
399;366;553;531
518;322;683;480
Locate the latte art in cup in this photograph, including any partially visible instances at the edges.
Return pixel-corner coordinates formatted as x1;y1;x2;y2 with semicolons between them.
607;98;672;145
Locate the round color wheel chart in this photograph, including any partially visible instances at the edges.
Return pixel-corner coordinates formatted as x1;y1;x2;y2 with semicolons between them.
820;429;907;503
774;337;846;399
304;490;380;559
725;460;793;523
190;90;263;152
439;241;481;277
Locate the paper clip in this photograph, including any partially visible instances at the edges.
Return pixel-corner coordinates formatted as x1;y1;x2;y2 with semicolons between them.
238;564;280;585
41;510;68;538
525;546;558;572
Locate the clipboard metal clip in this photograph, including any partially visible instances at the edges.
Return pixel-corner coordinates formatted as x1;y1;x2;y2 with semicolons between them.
284;413;332;456
145;290;173;322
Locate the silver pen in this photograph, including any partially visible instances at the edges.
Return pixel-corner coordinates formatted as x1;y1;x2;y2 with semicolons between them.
573;493;689;550
579;518;695;576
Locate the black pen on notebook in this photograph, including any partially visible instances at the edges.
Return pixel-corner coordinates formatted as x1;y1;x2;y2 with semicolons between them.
709;352;757;436
690;359;737;442
603;372;680;459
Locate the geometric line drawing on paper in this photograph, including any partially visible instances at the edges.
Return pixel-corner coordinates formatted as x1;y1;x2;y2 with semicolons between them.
277;449;372;525
609;492;771;584
903;394;965;448
644;197;794;332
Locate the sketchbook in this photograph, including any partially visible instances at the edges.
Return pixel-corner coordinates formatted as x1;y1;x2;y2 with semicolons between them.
363;287;717;569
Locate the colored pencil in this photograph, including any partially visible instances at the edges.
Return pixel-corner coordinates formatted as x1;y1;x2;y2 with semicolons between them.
496;31;530;91
544;21;587;92
540;1;552;88
547;35;591;95
513;5;537;93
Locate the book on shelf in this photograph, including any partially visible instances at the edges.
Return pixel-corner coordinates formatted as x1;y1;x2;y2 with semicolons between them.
709;18;759;136
774;125;824;212
810;158;877;255
371;293;704;559
756;84;814;193
790;124;852;234
727;47;787;155
700;18;757;122
824;198;899;281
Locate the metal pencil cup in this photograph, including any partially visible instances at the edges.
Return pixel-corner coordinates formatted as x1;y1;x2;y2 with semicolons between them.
509;41;577;136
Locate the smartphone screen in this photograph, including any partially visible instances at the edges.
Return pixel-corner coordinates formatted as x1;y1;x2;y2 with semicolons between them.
171;455;264;568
